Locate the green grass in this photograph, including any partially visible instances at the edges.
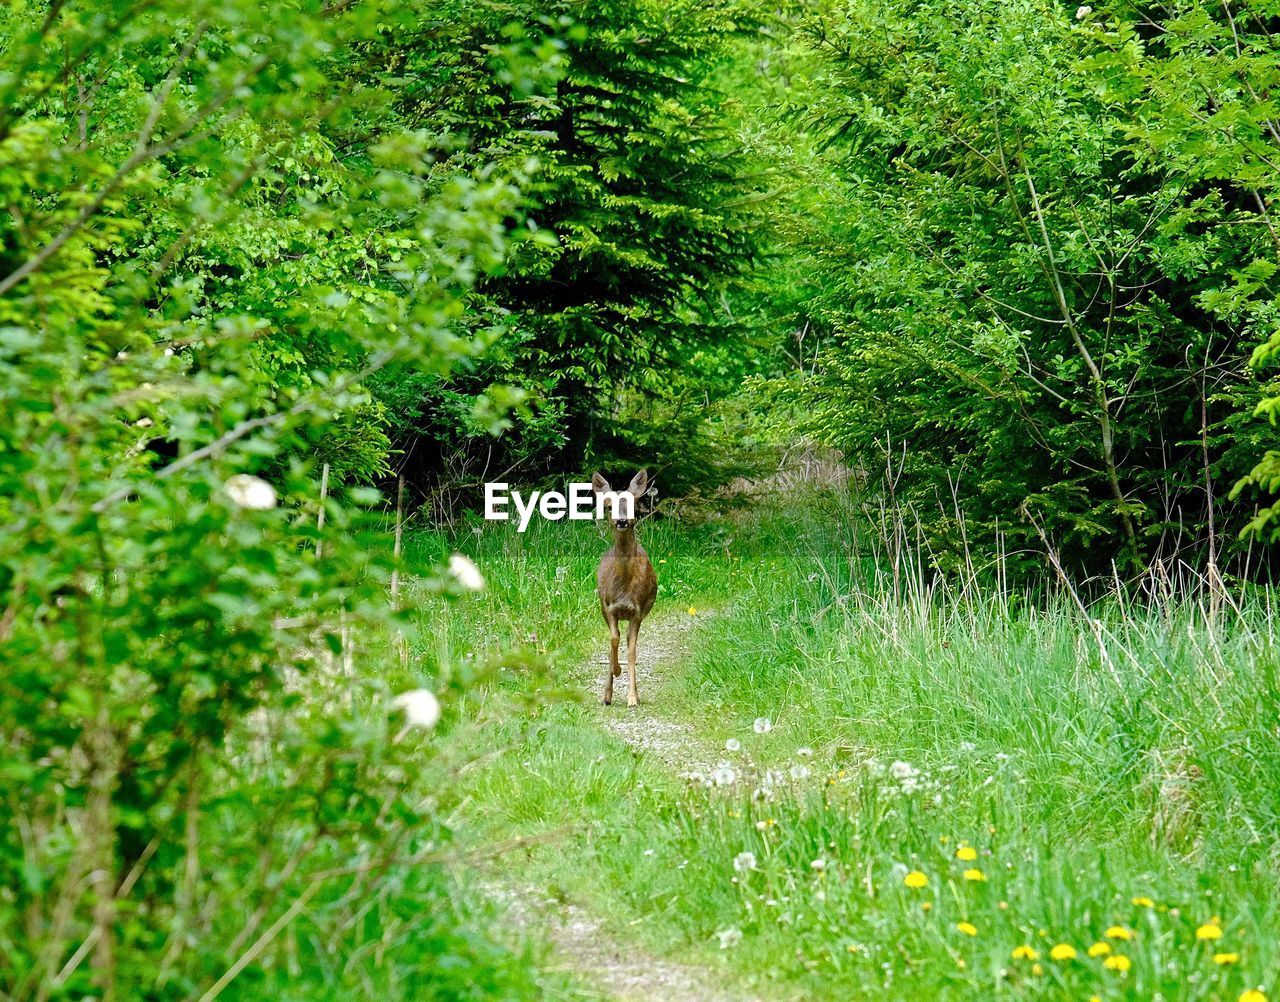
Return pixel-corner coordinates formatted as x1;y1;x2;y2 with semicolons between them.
408;495;1280;1001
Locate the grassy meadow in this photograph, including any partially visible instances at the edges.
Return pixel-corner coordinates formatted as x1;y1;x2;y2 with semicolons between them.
408;491;1280;1001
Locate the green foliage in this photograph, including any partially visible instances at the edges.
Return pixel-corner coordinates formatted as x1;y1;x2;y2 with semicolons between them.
1078;1;1280;540
0;1;560;997
753;0;1279;572
365;0;766;486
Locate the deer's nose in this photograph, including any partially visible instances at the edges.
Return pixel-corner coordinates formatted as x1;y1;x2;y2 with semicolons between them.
615;519;631;530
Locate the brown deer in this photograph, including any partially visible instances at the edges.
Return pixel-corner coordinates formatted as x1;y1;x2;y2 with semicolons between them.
592;469;658;707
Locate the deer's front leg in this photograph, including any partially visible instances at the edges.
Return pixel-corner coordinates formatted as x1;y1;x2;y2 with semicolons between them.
626;618;641;707
604;614;621;705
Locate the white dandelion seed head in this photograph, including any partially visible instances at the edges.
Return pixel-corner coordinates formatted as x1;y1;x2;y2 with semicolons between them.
889;760;918;780
716;927;743;950
725;737;742;752
733;851;756;873
755;820;769;831
224;474;277;510
959;741;976;753
712;762;738;787
448;553;485;591
753;717;773;734
391;689;441;730
809;858;826;871
797;746;814;758
890;862;909;880
790;764;811;781
900;776;921;794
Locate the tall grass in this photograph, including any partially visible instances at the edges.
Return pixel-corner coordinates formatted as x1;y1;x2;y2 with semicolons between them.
411;491;1280;1000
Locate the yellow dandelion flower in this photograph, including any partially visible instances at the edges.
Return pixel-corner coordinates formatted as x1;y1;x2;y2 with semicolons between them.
1196;923;1223;941
1087;941;1112;957
956;921;977;936
687;606;697;615
1240;992;1267;1002
1104;926;1132;940
845;944;859;954
956;846;978;862
1103;954;1131;972
962;868;986;882
956;958;966;969
998;900;1009;910
1011;945;1039;960
1089;997;1102;1002
1031;963;1044;976
904;871;928;889
921;901;932;912
1050;944;1077;961
1214;953;1240;965
1131;896;1155;908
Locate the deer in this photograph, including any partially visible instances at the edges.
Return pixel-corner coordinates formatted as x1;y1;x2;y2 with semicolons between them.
592;469;658;707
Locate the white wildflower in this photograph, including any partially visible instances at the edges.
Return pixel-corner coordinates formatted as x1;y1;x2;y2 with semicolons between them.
392;689;441;730
900;777;920;794
733;851;756;873
959;741;976;753
224;474;277;510
790;764;811;781
889;760;918;780
716;927;743;950
753;717;773;734
712;762;737;786
810;858;826;871
1075;4;1091;18
796;746;814;758
448;553;485;591
755;820;769;831
725;737;742;752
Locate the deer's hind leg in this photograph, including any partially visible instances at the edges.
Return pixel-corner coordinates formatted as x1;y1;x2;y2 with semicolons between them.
625;617;641;708
604;611;621;705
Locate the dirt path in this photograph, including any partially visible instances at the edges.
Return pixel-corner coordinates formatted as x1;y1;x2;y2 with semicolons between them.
493;609;763;1002
587;610;725;780
488;881;753;1002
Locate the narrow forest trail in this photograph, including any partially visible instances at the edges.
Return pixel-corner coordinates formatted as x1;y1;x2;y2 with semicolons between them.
488;609;767;1002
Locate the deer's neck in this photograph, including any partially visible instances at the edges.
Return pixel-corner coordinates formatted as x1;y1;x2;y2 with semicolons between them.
612;528;640;555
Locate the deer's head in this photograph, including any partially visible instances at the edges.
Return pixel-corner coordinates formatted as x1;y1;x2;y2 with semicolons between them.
591;469;650;533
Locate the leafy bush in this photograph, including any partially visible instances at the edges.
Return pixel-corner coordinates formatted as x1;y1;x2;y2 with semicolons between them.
757;0;1280;574
0;1;555;996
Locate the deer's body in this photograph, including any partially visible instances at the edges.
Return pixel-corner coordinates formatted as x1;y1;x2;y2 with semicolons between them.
593;470;657;707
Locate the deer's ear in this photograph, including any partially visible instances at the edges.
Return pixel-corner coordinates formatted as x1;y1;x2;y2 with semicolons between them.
628;469;649;497
591;472;610;494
